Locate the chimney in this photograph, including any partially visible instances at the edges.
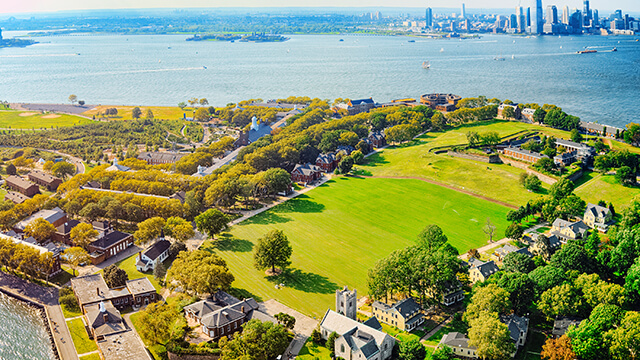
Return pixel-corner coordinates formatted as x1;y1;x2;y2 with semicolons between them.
241;306;245;313
96;287;100;296
103;313;109;323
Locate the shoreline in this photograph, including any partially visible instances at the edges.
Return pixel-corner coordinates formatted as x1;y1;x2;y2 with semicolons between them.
0;287;60;360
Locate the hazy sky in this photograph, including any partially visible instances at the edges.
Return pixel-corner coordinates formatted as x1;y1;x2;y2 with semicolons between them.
2;0;637;15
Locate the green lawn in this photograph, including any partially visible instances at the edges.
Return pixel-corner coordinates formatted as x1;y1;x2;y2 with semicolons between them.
515;331;546;360
83;105;193;121
297;339;332;360
423;317;469;347
0;110;92;129
61;303;83;319
79;354;101;360
574;173;640;210
359;121;560;207
66;318;97;354
113;253;163;292
204;177;511;318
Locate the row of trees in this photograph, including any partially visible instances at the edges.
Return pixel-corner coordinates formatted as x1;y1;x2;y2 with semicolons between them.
0;236;57;281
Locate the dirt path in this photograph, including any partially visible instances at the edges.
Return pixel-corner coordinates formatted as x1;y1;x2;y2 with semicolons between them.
363;175;518;209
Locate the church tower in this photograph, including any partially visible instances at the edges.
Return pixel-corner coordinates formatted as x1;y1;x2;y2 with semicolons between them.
336;286;357;320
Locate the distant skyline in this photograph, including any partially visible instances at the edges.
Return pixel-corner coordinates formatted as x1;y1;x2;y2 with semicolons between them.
2;0;639;15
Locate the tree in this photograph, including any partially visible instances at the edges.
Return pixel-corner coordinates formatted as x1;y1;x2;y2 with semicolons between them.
132;107;142;119
168;241;187;259
164;216;194;242
154;262;167;283
199;98;209;107
195;107;210;121
538;283;583;319
536;157;555;173
502;252;535;273
79;203;104;222
417;224;448;252
262;168;292;196
549;178;575;200
432;346;455;360
505;223;524;240
616;166;636;186
468;312;515;360
336;155;354;174
134;217;166;244
178;102;187;109
483;218;497;242
398;337;426;360
168;250;234;295
103;264;128;288
274;312;296;330
253;229;293;274
529;265;567;293
571;129;584;143
63;247;90;276
24;218;56;243
78;100;85;106
195;209;230;239
497;272;536;315
502;106;515;119
467;131;480;147
220;320;289;360
70;223;98;249
351;150;365;165
541;335;577;360
605;311;640;360
534;108;547;124
311;327;322;344
145;109;154;120
550;243;593;274
464;284;511;323
51;161;76;178
137;302;180;345
5;163;16;175
523;174;542;192
327;331;339;358
68;94;78;105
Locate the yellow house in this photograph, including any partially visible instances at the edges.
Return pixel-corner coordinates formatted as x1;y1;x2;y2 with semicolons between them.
371;298;424;332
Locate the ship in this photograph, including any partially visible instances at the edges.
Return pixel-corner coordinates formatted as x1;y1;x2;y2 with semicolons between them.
612;47;618;52
577;49;597;54
422;61;431;69
408;39;415;43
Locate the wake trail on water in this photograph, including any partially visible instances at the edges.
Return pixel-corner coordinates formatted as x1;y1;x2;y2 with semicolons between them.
0;53;79;58
93;67;207;75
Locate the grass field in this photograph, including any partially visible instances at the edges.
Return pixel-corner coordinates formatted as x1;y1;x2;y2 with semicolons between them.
113;253;163;292
66;318;97;354
79;354;101;360
82;105;194;120
297;339;332;360
206;177;511;318
574;173;640;210
0;110;92;129
359;121;558;207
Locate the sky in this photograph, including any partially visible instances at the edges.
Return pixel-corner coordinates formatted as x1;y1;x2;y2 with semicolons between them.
1;0;637;15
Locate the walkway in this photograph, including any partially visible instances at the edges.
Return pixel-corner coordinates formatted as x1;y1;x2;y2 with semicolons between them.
259;299;318;359
79;244;142;276
458;237;512;261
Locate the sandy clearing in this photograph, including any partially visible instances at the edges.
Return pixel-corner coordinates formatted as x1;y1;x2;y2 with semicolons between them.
41;114;61;119
18;112;38;117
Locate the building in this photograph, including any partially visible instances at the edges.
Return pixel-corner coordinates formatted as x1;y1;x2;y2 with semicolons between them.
5;175;40;197
579;121;623;139
87;223;134;265
498;103;522;120
425;8;433;28
316;153;338;173
368;132;386;148
420;93;461;112
234;116;274;147
28;171;63;191
502;147;547;163
336;286;357;320
442;280;465;306
85;301;127;340
554;150;578;166
291;163;322;183
169;190;187;204
438;332;478;358
15;207;67;232
5;191;28;204
53;219;81;245
71;273;158;312
492;244;532;262
135;238;171;272
105;158;131;172
320;309;396;360
184;291;273;340
583;203;614;232
502;314;530;348
555;139;596;158
531;0;544;34
137;152;186;165
334;98;376;115
528;234;562;255
552;316;583;337
0;232;62;276
551;219;589;243
372;298;424;332
469;260;500;283
521;108;536;122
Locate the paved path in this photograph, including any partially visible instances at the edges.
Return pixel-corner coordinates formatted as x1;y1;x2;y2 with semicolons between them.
49;305;80;360
458;237;512;261
80;245;142;276
420;314;453;342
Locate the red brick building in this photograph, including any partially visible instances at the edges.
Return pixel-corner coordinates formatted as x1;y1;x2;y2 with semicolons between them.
502;147;547;163
368;132;387;148
87;222;134;265
28;171;63;191
6;176;39;197
291;163;322;183
315;153;337;172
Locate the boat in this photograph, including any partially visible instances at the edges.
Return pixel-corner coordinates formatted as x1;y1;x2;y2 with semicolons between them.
339;39;344;42
494;56;506;61
511;54;515;59
408;39;415;43
168;47;172;49
577;49;597;54
440;48;444;52
202;66;207;69
422;61;431;69
612;47;618;52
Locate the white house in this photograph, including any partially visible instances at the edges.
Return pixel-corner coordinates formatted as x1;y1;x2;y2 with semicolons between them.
136;238;171;272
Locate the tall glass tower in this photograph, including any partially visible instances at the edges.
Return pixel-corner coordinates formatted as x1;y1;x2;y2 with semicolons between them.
531;0;543;34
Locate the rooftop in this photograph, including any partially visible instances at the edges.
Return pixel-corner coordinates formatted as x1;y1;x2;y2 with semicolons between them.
28;170;61;184
142;239;171;261
126;278;155;295
97;330;152;360
6;175;38;190
90;230;132;250
15;207;66;231
71;274;112;306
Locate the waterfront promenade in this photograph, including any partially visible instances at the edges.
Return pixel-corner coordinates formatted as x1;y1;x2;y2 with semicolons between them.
0;272;79;360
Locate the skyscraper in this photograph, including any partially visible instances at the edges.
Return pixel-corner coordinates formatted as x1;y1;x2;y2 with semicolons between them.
562;6;570;24
583;0;592;26
527;7;531;27
593;10;599;26
517;7;526;33
461;3;466;19
425;7;433;28
531;0;543;34
546;5;558;24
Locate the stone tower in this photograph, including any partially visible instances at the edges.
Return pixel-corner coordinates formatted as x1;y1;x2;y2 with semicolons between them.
336;286;357;320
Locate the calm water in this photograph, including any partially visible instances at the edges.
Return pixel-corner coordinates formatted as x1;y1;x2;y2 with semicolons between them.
0;292;56;360
1;32;639;127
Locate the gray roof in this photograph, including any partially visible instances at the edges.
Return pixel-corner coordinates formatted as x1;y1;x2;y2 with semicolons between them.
440;332;474;349
184;299;222;318
71;274;112;306
320;309;394;349
142;239;171;261
585;203;611;219
292;163;321;176
15;207;66;231
316;153;336;164
363;317;382;331
372;297;423;319
580;121;622;135
248;123;273;143
475;260;500;278
552;219;589;238
137;152;186;163
56;220;81;235
552;316;583;337
467;257;484;268
5;191;28;204
368;132;385;140
28;170;61;185
555;138;590;150
342;327;380;359
351;98;375;105
85;302;126;337
495;244;519;257
90;230;132;250
185;296;265;329
126;278;155;296
501;314;529;343
6;175;38;191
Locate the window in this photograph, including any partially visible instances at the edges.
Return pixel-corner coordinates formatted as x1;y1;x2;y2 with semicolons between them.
341;345;345;353
234;323;237;329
